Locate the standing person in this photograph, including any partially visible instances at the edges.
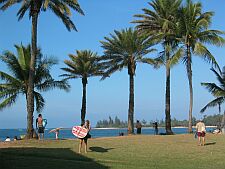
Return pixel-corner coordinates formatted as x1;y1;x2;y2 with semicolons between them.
153;122;158;135
196;119;206;146
55;128;60;140
36;114;44;140
136;120;142;134
79;120;91;153
49;128;61;140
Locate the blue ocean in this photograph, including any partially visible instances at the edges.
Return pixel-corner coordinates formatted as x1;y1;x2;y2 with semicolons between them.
0;127;216;141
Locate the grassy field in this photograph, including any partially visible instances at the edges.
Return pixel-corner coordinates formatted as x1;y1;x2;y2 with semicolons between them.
0;134;225;169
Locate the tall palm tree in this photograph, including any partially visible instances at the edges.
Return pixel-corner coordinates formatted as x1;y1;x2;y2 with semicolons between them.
61;50;105;124
0;45;69;131
133;0;182;134
200;67;225;132
178;0;225;133
100;28;155;134
0;0;84;138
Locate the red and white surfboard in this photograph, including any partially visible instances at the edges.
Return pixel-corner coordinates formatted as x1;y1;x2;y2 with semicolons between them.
72;126;88;138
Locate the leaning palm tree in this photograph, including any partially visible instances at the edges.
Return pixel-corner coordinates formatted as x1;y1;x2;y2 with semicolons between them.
61;50;105;124
100;28;155;134
0;44;69;135
178;0;225;133
133;0;182;134
0;0;84;138
200;67;225;133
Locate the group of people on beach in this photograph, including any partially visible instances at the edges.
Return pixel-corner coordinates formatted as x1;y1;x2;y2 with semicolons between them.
135;119;207;146
3;115;219;153
4;136;19;142
135;120;158;135
35;113;91;153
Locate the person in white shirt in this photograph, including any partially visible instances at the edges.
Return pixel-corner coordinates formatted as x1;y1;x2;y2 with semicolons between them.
196;119;206;146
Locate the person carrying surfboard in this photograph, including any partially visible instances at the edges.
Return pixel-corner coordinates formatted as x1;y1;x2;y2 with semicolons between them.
36;114;45;140
78;120;91;153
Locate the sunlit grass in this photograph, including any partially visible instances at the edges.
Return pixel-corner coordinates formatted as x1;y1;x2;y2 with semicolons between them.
0;134;225;169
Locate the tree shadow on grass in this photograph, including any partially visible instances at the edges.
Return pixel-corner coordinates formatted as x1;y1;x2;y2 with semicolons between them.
89;146;114;153
0;147;109;169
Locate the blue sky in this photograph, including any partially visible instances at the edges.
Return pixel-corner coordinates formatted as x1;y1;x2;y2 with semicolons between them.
0;0;225;128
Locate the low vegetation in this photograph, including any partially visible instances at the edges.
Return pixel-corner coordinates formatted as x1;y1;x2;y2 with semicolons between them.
96;114;223;128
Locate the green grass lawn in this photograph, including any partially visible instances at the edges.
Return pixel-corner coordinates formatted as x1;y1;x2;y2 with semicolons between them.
0;134;225;169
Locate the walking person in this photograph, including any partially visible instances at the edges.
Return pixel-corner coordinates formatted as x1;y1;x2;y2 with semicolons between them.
136;120;142;134
196;119;206;146
79;120;91;153
36;114;44;140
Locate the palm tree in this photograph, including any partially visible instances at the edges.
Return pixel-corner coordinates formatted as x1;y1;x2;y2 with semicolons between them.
200;67;225;133
0;0;84;138
100;28;155;134
178;0;225;133
0;44;69;134
133;0;182;134
61;50;105;124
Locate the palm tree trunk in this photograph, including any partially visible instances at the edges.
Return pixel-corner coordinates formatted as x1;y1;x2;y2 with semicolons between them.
128;73;134;134
165;53;173;135
26;12;38;139
187;45;193;133
81;78;87;124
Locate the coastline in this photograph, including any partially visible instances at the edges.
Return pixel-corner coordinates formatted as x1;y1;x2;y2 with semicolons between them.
92;126;217;129
0;126;217;130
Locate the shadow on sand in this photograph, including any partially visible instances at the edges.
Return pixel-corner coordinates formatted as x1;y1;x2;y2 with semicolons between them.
0;147;109;169
89;146;114;153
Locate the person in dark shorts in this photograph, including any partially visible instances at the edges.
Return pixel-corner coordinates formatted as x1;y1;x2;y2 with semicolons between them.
36;114;44;140
196;119;206;146
78;120;91;153
136;120;142;134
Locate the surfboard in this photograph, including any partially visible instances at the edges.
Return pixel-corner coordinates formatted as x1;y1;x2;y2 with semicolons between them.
72;126;88;138
42;119;47;128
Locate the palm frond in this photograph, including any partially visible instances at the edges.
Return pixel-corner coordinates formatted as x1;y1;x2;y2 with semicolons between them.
200;97;225;113
48;3;77;31
101;63;125;80
0;0;18;10
169;47;184;68
63;0;84;15
0;94;18;111
34;91;45;113
0;44;66;111
61;50;106;81
140;58;156;65
59;74;80;81
198;30;225;47
101;28;156;77
201;82;225;97
36;79;70;92
17;1;30;20
210;68;225;88
0;71;21;84
0;86;21;99
194;42;221;72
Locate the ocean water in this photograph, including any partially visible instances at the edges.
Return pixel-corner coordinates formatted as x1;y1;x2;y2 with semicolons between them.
0;127;216;141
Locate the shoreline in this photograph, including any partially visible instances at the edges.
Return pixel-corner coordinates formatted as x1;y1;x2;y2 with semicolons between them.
91;126;217;129
0;126;217;130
